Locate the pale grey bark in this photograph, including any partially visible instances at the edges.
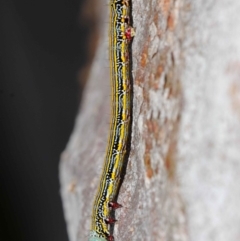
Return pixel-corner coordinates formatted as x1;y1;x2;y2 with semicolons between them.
60;0;240;241
178;1;240;241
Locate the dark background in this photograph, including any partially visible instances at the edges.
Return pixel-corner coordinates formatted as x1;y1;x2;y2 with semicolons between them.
0;0;90;240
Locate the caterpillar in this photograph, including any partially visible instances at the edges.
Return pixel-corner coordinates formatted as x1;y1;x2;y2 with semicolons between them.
89;0;134;240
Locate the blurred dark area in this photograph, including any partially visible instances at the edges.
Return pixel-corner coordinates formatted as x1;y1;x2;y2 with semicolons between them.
0;0;92;240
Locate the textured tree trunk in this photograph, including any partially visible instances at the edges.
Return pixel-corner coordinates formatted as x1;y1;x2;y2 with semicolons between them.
59;0;240;241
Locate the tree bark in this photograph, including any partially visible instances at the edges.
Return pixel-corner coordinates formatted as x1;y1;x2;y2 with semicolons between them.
60;0;240;241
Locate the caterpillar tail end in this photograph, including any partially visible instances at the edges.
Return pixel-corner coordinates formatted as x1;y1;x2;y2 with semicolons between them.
89;231;108;241
89;237;107;241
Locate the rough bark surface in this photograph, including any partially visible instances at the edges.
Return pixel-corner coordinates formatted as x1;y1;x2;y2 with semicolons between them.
60;0;240;241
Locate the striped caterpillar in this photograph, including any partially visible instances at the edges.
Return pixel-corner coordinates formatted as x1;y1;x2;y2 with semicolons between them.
89;0;134;240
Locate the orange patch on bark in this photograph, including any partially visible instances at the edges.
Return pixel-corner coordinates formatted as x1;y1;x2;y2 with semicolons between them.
165;140;176;180
135;41;149;85
160;0;171;16
140;42;149;68
144;120;156;179
144;152;154;179
155;65;164;79
149;65;164;90
167;13;175;31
